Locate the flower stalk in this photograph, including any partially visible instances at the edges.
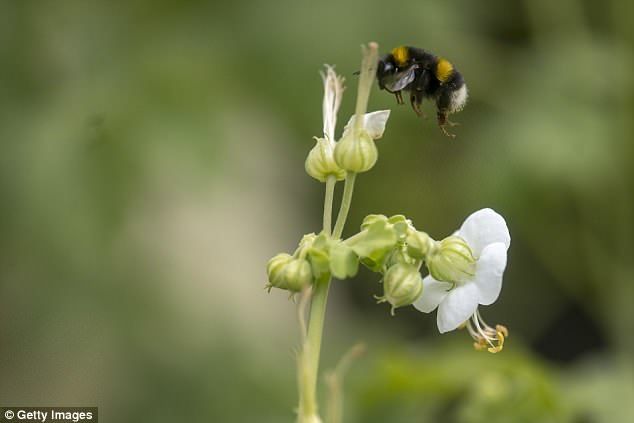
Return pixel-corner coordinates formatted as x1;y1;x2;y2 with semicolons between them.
332;172;356;239
323;175;336;236
298;42;379;423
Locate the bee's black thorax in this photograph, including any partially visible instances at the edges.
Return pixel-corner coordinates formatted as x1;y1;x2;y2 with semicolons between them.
375;46;469;137
404;46;438;70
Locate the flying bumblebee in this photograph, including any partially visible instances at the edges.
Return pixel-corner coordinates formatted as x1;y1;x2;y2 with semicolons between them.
377;46;468;137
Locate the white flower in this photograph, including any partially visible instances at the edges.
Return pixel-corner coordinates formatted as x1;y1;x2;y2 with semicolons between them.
333;110;390;173
306;65;346;182
321;65;345;142
414;208;511;337
342;110;391;140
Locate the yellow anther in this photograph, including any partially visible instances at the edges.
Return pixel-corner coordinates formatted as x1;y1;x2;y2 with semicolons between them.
466;310;509;354
496;324;509;338
487;344;503;354
473;339;488;351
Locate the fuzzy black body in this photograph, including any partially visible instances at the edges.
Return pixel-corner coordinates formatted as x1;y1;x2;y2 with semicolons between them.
377;46;468;137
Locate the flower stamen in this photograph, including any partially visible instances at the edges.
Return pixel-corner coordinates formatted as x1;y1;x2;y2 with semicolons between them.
464;309;508;354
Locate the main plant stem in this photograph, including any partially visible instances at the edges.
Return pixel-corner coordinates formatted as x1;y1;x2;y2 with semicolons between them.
298;42;376;423
302;175;337;413
300;274;331;421
298;176;336;422
299;172;356;423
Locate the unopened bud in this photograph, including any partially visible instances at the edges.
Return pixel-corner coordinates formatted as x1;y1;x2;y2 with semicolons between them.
386;247;415;267
360;214;388;231
266;254;313;292
334;130;378;173
378;263;423;315
407;230;436;260
283;259;313;291
305;138;346;182
266;253;293;290
426;235;476;283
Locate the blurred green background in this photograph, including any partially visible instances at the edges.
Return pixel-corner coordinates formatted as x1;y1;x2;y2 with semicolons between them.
1;0;632;422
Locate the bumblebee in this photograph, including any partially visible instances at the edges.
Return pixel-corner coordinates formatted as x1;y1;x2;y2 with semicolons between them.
377;46;468;137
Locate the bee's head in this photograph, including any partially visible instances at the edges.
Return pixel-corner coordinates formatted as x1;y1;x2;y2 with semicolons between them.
376;55;397;90
377;55;397;77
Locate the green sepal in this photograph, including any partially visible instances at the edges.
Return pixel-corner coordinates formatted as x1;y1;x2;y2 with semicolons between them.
350;220;397;257
388;215;412;241
349;220;398;272
360;256;384;273
307;232;331;279
329;241;359;279
360;214;388;231
386;246;419;268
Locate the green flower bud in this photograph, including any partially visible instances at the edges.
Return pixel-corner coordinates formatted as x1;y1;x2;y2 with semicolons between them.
406;230;436;260
305;138;346;182
386;246;417;268
283;258;313;292
334;130;378;173
361;214;412;240
360;214;388;231
266;254;313;292
387;214;412;241
426;235;476;283
296;232;317;255
378;263;423;315
266;253;293;290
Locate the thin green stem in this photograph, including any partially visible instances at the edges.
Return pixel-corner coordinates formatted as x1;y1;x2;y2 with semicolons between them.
297;176;336;422
343;231;365;246
300;274;331;421
323;175;336;236
301;172;356;419
332;173;357;239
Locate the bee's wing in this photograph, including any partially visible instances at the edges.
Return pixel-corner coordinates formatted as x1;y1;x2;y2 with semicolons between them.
384;66;418;92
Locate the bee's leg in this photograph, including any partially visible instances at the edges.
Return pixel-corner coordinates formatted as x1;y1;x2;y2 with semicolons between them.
410;93;427;118
437;111;456;138
447;118;461;127
394;91;404;105
436;88;458;137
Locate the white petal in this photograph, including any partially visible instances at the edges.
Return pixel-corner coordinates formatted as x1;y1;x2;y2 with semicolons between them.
473;242;508;305
413;276;452;313
456;208;510;257
437;282;479;333
342;110;391;140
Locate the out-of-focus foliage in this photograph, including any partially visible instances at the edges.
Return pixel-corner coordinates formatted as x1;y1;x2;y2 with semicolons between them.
356;345;570;423
0;0;632;422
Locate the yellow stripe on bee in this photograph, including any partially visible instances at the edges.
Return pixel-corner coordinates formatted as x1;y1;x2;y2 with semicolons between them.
391;46;409;67
436;58;454;82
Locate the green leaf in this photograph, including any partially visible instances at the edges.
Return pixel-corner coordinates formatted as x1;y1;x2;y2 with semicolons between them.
308;232;332;278
360;214;388;231
350;220;397;258
329;241;359;279
388;215;411;241
308;248;329;279
387;214;408;224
